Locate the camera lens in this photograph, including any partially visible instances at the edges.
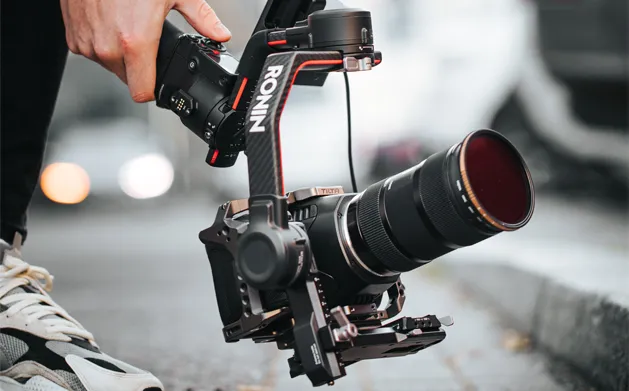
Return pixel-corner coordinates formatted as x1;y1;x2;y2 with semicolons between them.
344;129;534;275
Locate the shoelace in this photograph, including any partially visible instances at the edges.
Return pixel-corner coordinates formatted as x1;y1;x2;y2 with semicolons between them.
0;251;95;342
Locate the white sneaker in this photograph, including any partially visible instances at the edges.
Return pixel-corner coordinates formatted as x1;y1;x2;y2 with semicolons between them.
0;234;164;391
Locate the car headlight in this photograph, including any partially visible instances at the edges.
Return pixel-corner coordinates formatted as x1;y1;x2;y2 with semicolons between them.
118;153;174;199
40;162;91;204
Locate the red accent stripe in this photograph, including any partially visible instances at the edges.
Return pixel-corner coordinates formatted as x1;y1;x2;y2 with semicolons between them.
375;59;381;64
210;149;220;165
277;59;344;194
268;39;287;46
232;77;248;110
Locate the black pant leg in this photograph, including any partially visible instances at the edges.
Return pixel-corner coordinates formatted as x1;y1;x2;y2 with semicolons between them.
1;1;69;243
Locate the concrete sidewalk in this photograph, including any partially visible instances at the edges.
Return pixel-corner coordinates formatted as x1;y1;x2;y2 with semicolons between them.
440;195;629;391
26;194;590;391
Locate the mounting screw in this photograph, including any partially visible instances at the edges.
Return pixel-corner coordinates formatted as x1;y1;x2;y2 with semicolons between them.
204;131;212;139
188;59;198;71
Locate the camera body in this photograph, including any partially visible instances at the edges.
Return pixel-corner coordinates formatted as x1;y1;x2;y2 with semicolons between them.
155;22;244;167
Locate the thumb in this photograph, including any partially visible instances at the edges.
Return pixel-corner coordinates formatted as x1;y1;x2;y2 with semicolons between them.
174;0;231;42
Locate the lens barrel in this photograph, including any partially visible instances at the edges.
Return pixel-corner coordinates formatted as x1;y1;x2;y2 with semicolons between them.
345;129;534;275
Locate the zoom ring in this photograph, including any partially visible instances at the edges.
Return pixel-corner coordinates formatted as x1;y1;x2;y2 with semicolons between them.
356;180;416;273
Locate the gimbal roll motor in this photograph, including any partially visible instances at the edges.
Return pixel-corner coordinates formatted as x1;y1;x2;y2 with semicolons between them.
155;1;535;386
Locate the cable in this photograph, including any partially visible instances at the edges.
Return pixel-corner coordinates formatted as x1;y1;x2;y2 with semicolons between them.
344;72;358;193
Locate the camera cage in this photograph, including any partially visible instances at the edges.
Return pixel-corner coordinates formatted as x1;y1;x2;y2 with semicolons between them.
195;1;452;386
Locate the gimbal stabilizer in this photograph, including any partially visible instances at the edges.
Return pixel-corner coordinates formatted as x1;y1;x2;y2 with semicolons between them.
155;0;535;386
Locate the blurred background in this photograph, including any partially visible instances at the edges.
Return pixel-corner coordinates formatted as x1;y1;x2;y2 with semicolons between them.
24;0;627;390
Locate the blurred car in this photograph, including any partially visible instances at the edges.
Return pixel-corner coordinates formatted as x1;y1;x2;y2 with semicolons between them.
490;0;628;204
363;0;534;181
359;0;628;206
537;0;627;104
34;117;179;207
32;54;184;208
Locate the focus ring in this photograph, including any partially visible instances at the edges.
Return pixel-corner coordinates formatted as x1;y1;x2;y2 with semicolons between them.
418;150;491;246
356;180;416;272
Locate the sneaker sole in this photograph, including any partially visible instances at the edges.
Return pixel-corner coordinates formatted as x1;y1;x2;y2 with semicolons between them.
0;376;68;391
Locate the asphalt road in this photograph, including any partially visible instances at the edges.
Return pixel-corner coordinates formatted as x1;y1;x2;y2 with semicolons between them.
23;195;592;391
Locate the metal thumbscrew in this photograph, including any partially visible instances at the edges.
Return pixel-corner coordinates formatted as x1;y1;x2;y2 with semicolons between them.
330;306;358;342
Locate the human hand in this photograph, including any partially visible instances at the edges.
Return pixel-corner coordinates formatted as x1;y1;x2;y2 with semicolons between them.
60;0;231;102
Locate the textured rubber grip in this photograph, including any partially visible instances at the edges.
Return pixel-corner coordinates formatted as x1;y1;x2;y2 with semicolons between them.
356;181;416;273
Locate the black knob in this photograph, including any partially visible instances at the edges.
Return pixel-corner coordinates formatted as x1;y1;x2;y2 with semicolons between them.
237;222;310;291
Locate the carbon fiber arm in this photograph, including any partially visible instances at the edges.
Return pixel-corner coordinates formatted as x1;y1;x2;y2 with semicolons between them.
244;51;344;196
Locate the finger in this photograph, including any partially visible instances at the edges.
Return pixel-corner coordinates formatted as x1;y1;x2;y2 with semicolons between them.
122;33;160;102
78;43;96;60
72;0;95;59
59;0;79;53
174;0;231;42
93;43;127;84
95;57;127;85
